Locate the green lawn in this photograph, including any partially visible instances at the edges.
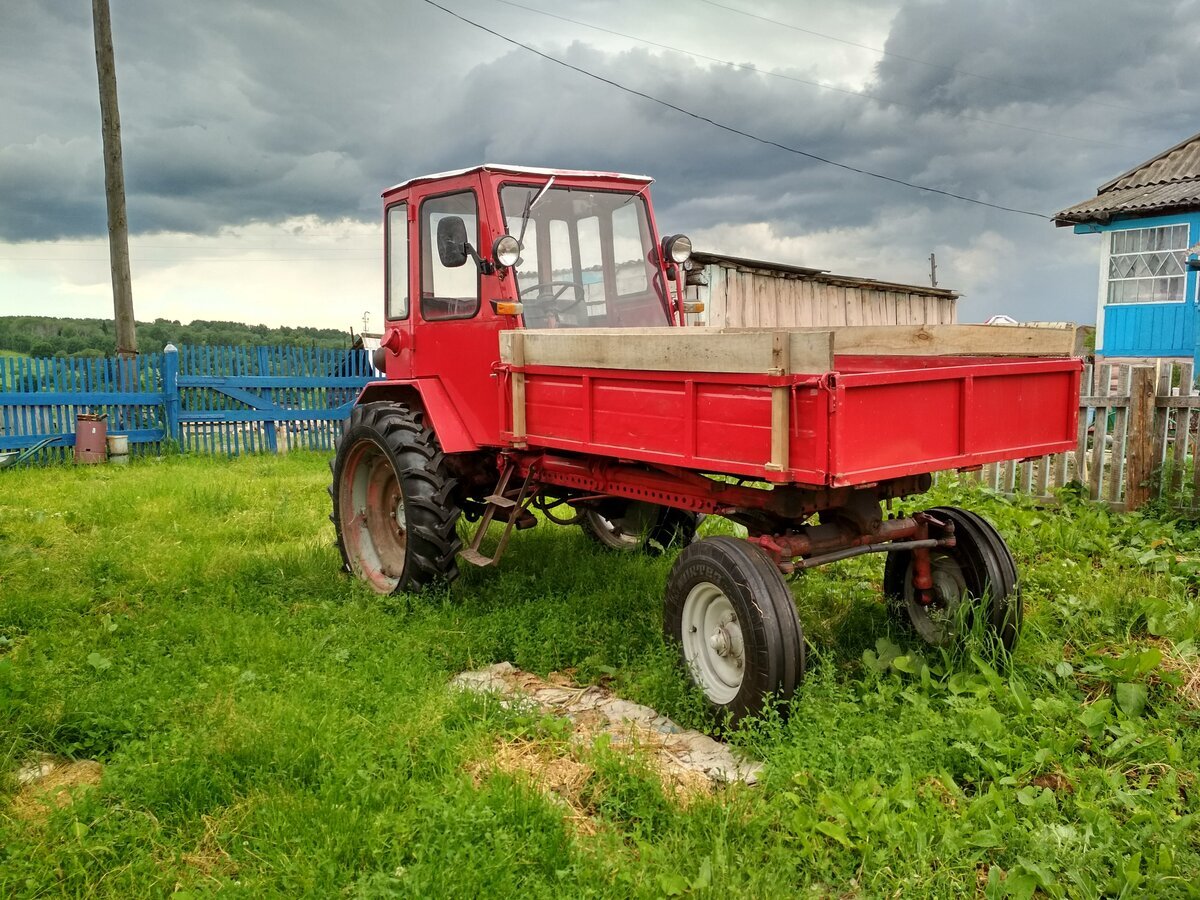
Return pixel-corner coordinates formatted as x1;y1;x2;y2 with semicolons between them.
1;454;1197;897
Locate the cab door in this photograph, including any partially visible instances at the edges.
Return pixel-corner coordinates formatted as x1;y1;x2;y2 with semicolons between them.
408;176;508;447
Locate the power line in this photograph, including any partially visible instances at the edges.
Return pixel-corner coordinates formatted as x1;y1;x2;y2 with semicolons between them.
0;256;376;263
693;0;1140;115
490;0;1135;151
419;0;1053;220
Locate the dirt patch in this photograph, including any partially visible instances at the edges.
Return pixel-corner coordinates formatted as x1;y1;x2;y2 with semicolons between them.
469;739;600;835
456;663;761;830
11;755;103;822
453;662;762;787
1031;772;1074;793
1160;645;1200;709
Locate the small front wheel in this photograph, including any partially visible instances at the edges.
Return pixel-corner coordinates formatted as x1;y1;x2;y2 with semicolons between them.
663;537;805;726
883;507;1020;650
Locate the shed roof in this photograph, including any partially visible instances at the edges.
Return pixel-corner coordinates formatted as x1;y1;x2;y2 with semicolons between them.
689;250;959;299
1054;130;1200;225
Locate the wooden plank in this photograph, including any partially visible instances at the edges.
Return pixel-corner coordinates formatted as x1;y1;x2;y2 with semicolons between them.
1152;361;1172;475
509;331;527;447
767;323;1082;357
1089;363;1111;501
768;332;790;472
1003;460;1018;493
499;328;835;375
1126;365;1157;511
1075;362;1092;485
1108;366;1131;505
1171;362;1193;496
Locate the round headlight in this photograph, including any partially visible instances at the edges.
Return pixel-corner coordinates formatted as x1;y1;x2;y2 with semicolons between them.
663;233;693;264
493;234;521;268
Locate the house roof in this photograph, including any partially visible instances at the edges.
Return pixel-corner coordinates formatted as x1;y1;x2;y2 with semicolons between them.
689;251;959;298
1054;130;1200;225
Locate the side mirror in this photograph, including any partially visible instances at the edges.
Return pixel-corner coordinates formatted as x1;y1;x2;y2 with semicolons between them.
436;216;469;268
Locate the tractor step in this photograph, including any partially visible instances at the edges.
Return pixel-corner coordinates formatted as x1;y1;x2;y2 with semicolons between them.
459;548;496;567
461;463;538;568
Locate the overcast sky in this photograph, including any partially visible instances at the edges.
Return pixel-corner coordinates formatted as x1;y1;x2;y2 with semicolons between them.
2;0;1198;332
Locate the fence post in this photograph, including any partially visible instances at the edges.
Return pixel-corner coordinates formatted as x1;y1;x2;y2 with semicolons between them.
163;343;181;446
257;346;278;453
1125;365;1157;511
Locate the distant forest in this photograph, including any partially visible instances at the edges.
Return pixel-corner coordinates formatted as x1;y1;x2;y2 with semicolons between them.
0;316;356;357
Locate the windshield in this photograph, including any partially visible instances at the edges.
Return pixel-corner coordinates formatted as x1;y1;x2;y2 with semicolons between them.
499;184;671;328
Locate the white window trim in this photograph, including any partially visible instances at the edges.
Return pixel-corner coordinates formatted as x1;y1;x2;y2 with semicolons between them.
1104;223;1190;306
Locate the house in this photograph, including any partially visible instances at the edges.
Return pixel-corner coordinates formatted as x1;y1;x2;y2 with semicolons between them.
682;251;957;328
1055;131;1200;364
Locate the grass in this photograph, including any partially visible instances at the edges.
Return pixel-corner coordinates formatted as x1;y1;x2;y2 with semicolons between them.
1;453;1198;897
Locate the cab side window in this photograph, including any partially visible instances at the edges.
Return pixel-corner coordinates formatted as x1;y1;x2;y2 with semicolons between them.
420;191;480;321
386;202;409;319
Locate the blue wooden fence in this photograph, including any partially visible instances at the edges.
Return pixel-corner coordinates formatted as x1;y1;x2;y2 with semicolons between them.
0;345;379;462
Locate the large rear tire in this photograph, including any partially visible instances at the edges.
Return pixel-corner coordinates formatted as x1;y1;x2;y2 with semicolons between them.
664;536;805;727
883;506;1020;650
331;403;462;593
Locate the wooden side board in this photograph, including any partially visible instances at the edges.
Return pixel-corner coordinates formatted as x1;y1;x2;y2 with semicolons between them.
499;328;835;375
720;324;1085;357
500;324;1083;371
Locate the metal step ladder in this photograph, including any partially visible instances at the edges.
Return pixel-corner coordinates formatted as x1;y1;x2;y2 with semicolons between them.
460;463;537;567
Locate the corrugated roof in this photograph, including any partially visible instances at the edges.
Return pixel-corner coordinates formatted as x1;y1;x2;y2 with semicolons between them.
690;250;959;298
1054;130;1200;225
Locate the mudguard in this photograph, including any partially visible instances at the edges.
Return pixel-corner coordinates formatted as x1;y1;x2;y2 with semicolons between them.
353;379;477;453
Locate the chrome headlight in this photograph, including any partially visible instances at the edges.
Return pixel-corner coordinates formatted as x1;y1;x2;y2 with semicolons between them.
493;234;521;268
662;233;692;264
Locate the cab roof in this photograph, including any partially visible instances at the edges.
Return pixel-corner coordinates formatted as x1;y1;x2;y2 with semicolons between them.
383;164;653;196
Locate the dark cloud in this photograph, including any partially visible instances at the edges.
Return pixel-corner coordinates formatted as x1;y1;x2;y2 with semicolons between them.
1;0;1197;322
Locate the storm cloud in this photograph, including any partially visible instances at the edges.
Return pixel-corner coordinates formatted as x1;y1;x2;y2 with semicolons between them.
2;0;1198;324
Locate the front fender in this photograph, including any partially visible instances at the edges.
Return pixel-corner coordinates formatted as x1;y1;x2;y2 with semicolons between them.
354;379;477;453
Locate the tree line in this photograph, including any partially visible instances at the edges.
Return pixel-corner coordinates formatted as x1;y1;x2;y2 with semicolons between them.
0;317;355;358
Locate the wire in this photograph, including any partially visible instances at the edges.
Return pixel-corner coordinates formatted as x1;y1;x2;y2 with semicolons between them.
419;0;1054;220
490;0;1136;151
0;257;376;263
693;0;1140;115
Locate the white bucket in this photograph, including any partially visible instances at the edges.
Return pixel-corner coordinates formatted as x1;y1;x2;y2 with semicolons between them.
107;433;130;464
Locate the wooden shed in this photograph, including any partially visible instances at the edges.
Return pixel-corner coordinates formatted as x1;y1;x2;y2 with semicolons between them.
683;251;958;328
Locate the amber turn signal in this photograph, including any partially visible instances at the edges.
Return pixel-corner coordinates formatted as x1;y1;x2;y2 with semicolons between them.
683;302;704;313
493;301;524;316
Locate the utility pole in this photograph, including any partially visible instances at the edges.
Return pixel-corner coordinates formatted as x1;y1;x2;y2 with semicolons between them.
92;0;137;358
928;252;938;288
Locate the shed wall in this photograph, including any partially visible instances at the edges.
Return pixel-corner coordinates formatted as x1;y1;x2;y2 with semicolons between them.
691;262;956;329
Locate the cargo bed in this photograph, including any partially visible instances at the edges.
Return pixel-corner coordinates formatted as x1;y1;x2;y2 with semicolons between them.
498;325;1082;488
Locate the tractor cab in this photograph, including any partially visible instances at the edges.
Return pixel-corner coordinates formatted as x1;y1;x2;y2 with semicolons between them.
375;165;692;373
370;165;694;451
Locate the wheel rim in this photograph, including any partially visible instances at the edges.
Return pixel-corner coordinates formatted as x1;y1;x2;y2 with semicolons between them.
586;503;656;550
902;552;968;646
338;438;407;593
681;581;745;704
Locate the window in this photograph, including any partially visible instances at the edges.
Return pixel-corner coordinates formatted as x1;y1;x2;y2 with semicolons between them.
420;191;480;321
498;184;670;328
612;202;649;296
386;203;408;319
1106;224;1189;304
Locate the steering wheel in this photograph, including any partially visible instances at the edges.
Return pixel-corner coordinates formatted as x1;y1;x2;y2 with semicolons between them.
519;280;586;314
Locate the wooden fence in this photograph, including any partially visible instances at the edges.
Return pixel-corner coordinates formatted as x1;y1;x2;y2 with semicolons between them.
0;345;378;461
968;360;1198;512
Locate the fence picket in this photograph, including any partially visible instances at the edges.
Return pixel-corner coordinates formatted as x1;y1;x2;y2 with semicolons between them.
1171;362;1193;498
1088;363;1112;501
1107;366;1131;506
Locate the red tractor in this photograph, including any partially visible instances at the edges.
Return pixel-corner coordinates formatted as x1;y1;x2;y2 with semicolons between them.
332;165;1082;724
